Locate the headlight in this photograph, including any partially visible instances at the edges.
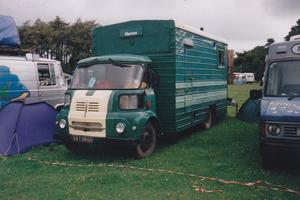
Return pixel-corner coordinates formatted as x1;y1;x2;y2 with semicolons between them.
59;119;67;129
119;95;144;109
115;122;125;134
64;94;71;106
267;124;281;136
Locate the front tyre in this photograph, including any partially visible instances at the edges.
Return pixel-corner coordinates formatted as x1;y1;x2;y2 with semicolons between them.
135;123;157;158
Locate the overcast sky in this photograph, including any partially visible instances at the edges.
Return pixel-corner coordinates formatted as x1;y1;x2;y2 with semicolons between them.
1;0;300;52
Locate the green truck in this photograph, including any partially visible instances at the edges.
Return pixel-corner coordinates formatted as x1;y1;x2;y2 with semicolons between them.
55;20;228;158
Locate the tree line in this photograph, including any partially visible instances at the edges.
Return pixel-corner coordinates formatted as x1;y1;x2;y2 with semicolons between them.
234;19;300;81
18;17;300;77
18;16;98;74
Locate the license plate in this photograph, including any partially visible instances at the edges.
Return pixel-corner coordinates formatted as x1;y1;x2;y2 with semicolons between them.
72;136;94;144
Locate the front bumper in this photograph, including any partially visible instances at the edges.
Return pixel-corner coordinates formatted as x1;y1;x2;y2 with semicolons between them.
260;137;300;157
54;133;140;146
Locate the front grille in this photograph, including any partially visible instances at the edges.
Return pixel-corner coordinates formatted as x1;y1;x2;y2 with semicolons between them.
76;102;86;111
283;125;300;138
75;101;100;112
88;102;99;112
71;121;104;131
72;121;102;127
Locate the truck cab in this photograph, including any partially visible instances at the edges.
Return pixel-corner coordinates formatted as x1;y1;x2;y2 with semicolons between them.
260;36;300;165
55;55;159;158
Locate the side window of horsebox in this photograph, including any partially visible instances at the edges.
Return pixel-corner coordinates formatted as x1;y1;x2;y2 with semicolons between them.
218;47;225;68
37;63;56;86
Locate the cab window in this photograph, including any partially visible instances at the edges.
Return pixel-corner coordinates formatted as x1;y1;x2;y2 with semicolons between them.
37;63;56;86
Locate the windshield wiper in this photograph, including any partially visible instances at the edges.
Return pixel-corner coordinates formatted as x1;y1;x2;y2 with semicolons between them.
288;95;300;100
108;58;131;68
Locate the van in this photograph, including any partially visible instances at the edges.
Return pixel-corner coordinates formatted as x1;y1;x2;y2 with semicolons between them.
0;53;67;109
244;73;255;83
55;20;228;157
257;36;300;166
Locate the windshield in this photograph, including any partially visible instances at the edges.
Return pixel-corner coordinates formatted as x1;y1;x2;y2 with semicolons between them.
70;63;144;89
265;61;300;97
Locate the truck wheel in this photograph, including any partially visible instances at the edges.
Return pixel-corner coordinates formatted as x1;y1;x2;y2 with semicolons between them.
135;123;157;158
65;142;89;153
204;110;213;129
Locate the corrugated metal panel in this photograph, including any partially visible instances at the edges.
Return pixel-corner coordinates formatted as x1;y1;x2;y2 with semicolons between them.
174;27;227;132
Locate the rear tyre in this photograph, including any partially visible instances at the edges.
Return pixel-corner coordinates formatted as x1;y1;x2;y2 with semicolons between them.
65;142;89;153
204;110;213;129
135;123;157;158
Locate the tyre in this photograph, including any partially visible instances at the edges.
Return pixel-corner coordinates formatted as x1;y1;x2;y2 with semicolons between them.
135;123;157;158
204;109;213;129
65;142;89;153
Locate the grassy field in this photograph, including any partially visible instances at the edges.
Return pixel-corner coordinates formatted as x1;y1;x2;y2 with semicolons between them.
1;83;300;200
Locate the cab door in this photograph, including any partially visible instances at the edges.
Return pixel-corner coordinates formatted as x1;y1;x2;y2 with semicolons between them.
36;62;61;108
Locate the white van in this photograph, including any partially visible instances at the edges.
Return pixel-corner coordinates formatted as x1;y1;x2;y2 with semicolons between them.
0;53;67;109
244;73;255;83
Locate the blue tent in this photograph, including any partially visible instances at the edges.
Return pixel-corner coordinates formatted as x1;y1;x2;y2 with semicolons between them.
0;15;20;47
0;102;56;156
237;89;262;123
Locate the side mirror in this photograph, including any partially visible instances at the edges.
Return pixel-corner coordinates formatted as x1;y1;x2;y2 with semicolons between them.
147;68;160;88
56;105;64;112
152;74;160;88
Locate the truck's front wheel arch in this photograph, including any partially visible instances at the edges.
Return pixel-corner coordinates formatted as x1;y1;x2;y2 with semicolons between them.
135;122;157;158
148;117;161;137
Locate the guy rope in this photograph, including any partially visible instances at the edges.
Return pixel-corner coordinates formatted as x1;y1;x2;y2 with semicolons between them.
27;156;300;196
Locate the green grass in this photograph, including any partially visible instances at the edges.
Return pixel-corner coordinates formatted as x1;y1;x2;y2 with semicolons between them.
1;83;300;200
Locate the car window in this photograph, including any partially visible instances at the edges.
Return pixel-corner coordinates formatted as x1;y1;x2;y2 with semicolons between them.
37;63;56;86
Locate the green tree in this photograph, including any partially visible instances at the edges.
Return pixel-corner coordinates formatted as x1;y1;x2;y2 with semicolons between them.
234;46;267;81
265;38;275;48
48;16;69;62
285;19;300;41
66;19;97;73
18;17;98;74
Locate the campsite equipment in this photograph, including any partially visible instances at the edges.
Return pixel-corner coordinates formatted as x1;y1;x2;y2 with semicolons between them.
0;102;56;156
0;15;20;47
237;90;261;123
0;16;67;155
55;20;228;158
0;54;67;155
255;36;300;166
